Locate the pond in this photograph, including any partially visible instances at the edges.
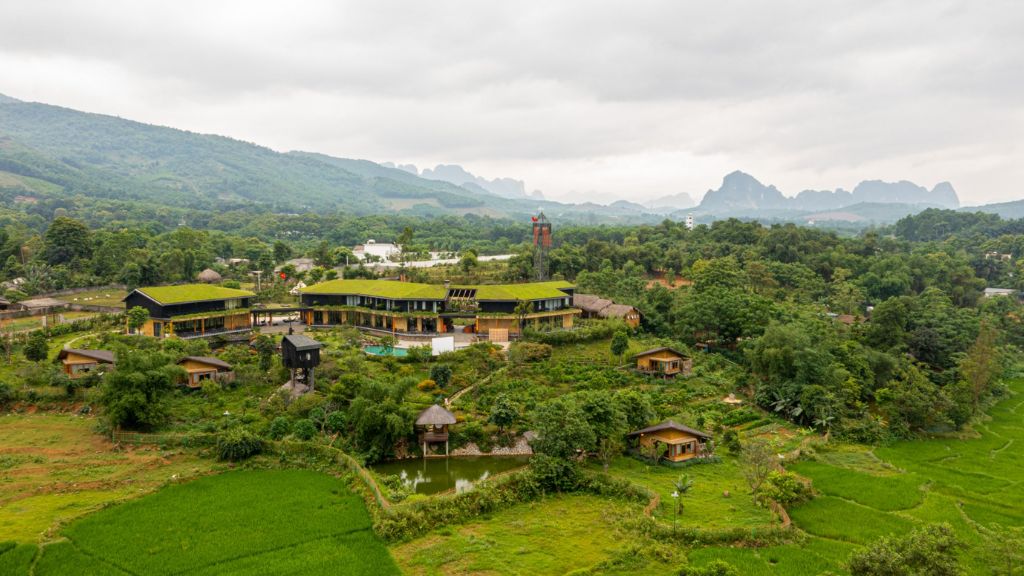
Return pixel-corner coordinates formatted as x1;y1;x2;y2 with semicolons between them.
363;345;409;357
371;455;531;495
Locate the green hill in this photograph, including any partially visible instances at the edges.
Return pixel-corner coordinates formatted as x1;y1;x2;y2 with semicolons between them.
0;94;490;215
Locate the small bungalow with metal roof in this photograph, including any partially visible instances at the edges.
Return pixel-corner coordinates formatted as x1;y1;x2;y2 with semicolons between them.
177;356;234;388
417;404;457;457
627;420;712;463
59;349;115;378
123;284;255;338
633;347;692;378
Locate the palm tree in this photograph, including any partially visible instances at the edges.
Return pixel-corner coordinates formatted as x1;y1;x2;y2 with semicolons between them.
513;300;534;335
671;473;694;533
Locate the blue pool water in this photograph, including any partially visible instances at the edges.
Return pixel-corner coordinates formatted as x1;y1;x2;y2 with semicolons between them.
363;345;409;357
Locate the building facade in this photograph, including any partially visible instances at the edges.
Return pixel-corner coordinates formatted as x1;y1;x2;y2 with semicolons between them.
299;279;579;337
123;284;255;338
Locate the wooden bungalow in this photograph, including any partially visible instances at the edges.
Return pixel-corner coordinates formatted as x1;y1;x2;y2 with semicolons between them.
633;347;692;378
58;349;115;378
0;297;11;310
416;404;457;457
123;284;255;339
177;356;234;388
281;334;322;391
627;420;712;463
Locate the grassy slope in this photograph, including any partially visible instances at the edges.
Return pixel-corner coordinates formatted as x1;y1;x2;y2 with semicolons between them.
31;469;399;576
599;456;773;530
690;378;1024;575
0;414;216;543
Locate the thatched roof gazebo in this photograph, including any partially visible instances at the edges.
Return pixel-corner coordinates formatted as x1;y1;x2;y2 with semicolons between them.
416;404;457;457
197;268;222;283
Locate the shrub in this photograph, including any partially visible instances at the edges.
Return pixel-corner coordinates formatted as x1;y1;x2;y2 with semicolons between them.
509;342;553;363
324;411;346;433
416;379;438;392
0;382;15;407
529;453;580;492
308;407;326;429
848;523;961;576
721;429;742;454
293;418;317;441
429;365;452;388
23;331;48;362
222;280;241;289
216;427;264;461
268;416;291;440
758;470;812;505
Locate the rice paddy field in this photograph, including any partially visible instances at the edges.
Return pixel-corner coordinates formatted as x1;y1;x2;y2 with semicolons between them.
687;378;1024;575
393;494;678;576
0;414;216;544
0;469;400;575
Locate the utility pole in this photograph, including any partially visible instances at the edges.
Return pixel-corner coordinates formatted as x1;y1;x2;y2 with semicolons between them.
252;270;262;292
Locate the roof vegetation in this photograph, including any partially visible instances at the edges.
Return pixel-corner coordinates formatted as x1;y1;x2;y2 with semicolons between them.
134;284;255;305
302;279;574;301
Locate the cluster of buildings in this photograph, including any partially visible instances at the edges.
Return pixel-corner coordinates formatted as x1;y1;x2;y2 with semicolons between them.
58;348;233;387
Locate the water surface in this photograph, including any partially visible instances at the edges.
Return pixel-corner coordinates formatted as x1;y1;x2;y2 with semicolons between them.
371;455;530;494
364;345;409;357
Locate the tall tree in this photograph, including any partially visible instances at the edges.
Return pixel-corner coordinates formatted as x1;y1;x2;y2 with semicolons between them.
959;320;1001;413
41;217;92;266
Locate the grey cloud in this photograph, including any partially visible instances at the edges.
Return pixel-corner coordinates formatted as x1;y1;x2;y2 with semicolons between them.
0;1;1022;204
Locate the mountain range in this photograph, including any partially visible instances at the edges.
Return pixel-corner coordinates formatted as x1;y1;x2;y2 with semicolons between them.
382;162;543;201
1;92;1016;226
694;171;960;217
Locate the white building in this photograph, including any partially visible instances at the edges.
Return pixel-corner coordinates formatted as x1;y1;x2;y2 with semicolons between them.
983;287;1017;298
353;239;401;262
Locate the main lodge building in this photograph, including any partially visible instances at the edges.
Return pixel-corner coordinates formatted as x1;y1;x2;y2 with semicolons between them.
124;284;255;338
298;279;579;337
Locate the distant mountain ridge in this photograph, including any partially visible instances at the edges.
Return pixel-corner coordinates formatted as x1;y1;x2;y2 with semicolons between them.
0;92;981;227
697;171;960;215
382;162;540;200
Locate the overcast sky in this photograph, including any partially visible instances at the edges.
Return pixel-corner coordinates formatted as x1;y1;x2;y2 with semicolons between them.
1;1;1022;206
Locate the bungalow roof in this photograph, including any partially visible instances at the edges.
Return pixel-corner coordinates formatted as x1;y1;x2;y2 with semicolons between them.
632;346;687;360
58;349;115;364
178;356;232;371
627;420;711;439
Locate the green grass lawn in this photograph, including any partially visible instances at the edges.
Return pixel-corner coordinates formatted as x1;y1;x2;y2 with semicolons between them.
599;456;775;530
392;494;679;575
19;469;399;575
60;288;128;308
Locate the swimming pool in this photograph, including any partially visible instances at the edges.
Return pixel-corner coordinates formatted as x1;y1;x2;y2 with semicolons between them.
363;345;409;357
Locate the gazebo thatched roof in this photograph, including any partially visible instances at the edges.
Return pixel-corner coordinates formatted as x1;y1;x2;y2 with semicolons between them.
197;268;222;283
416;404;456;426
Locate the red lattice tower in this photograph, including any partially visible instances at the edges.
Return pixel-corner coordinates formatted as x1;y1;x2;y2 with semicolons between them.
531;210;551;280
